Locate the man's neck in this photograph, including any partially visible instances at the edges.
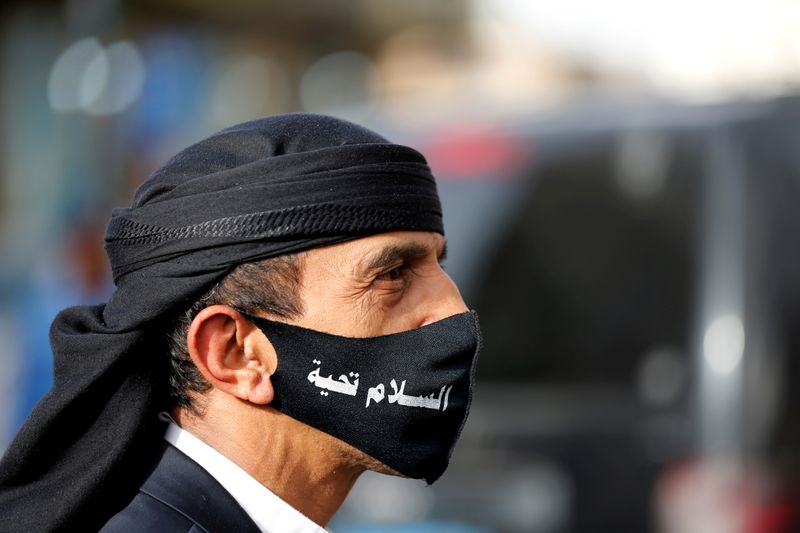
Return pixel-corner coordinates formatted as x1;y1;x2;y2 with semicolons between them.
173;399;364;526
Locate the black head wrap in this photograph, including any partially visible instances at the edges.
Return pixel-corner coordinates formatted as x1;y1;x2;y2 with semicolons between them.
0;113;443;532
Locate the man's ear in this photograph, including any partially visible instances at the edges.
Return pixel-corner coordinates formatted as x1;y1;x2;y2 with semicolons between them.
187;305;277;405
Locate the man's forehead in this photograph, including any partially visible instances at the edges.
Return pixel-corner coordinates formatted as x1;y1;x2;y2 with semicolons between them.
312;231;446;265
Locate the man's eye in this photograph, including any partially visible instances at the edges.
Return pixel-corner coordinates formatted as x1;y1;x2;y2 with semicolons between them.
377;266;406;282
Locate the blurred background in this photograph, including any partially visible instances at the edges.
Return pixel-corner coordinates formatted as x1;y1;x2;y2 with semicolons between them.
2;0;800;531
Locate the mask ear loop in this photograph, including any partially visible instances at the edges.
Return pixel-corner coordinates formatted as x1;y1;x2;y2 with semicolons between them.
226;304;250;316
227;305;274;324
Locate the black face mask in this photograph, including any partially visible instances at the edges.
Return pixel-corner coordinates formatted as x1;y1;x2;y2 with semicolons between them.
244;310;482;484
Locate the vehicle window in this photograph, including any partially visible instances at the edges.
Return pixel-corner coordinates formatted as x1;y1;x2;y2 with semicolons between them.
474;134;702;385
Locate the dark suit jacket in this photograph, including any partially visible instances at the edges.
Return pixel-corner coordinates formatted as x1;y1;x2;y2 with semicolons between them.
100;443;261;533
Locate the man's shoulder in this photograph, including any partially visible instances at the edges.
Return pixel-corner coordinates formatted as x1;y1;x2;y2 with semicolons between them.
100;442;260;533
100;490;199;532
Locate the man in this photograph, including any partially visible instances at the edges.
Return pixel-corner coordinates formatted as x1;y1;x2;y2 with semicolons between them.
0;113;481;532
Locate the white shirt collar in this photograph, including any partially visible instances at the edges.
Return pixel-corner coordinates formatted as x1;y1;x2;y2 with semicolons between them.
164;422;328;533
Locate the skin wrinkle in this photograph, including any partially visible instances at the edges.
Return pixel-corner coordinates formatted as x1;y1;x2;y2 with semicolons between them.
177;231;467;527
340;239;450;332
366;240;438;331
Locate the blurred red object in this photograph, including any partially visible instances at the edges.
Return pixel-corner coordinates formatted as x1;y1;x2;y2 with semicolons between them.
417;123;529;180
656;458;798;533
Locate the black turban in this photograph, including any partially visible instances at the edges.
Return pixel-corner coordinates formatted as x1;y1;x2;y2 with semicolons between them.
0;113;444;532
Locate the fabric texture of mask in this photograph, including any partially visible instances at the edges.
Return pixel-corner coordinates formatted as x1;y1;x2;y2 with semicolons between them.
245;310;482;484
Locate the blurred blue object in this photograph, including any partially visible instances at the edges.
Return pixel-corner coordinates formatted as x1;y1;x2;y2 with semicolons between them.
133;30;216;150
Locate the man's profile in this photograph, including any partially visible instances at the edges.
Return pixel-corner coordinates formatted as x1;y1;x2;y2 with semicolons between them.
0;113;481;532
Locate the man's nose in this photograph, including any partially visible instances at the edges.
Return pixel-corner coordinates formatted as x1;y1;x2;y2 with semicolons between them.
420;271;469;327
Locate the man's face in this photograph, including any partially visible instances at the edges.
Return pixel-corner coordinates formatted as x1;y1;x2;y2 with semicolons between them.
188;231;470;478
292;230;467;337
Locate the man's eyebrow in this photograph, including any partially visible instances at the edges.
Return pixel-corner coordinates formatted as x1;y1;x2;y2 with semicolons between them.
362;240;448;273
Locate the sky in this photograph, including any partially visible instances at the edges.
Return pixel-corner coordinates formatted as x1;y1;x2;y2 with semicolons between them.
474;0;800;99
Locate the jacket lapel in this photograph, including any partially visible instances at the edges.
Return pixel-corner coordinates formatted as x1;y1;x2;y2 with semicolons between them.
139;443;262;533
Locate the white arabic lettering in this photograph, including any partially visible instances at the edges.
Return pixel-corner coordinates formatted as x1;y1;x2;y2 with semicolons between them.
306;360;359;396
386;379;453;411
309;362;453;411
365;383;385;407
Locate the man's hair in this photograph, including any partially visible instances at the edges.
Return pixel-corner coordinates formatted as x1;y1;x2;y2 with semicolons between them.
166;253;304;414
